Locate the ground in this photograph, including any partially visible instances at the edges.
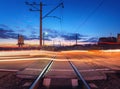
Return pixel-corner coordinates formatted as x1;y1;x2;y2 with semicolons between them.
0;50;120;89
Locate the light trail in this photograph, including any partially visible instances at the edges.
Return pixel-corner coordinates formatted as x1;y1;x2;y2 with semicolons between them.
0;50;56;56
61;50;88;53
0;58;87;62
0;50;120;62
0;57;51;62
102;49;120;52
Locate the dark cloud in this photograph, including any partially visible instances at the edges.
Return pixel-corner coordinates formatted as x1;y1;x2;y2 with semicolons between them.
46;34;57;39
25;37;39;40
0;24;10;30
61;33;85;40
27;35;38;40
44;28;87;41
18;29;25;32
43;28;59;38
84;37;98;42
44;28;58;34
26;36;51;41
39;28;60;40
0;28;18;39
0;24;95;42
0;24;32;40
39;28;87;41
24;26;86;41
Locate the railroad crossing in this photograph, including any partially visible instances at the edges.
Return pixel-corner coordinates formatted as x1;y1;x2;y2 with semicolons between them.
0;50;119;89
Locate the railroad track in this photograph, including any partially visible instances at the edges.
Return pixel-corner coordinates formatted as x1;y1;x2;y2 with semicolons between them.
29;56;91;89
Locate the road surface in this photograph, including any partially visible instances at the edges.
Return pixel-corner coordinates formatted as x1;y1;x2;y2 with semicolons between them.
0;50;120;89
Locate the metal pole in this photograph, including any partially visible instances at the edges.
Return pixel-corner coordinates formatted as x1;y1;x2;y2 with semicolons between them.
76;34;78;45
43;33;44;46
26;2;63;48
40;2;42;48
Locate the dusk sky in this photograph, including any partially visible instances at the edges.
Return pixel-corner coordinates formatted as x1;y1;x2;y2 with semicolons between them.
0;0;120;45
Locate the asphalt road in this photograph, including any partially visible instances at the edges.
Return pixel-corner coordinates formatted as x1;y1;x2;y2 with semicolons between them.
0;50;119;72
0;50;120;89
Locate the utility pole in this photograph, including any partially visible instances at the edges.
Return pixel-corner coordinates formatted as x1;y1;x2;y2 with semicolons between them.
75;33;78;45
25;2;44;48
25;2;64;49
40;2;42;48
43;32;45;46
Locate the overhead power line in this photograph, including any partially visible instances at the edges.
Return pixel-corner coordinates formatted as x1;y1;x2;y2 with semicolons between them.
76;0;104;30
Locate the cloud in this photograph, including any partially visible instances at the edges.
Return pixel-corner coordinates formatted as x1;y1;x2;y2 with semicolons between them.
0;24;97;43
44;28;58;34
30;29;86;41
0;24;10;30
0;28;18;39
0;24;37;40
19;26;87;41
38;28;60;41
61;33;85;40
84;37;98;42
43;28;59;38
43;28;87;41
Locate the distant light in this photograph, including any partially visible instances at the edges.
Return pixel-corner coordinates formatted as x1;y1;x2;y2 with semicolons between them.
44;32;48;35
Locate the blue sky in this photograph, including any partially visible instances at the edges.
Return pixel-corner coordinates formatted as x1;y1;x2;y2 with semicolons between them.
0;0;120;45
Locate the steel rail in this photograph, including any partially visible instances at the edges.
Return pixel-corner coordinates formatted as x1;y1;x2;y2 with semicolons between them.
29;59;54;89
68;59;91;89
